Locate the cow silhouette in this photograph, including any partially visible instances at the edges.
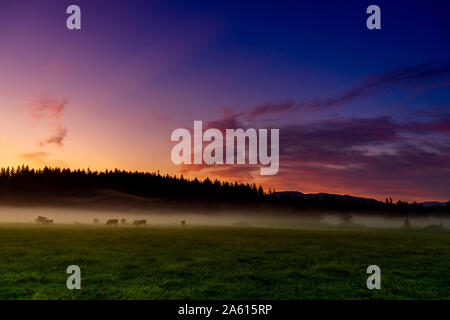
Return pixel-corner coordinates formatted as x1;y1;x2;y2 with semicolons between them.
133;219;147;226
35;216;53;224
105;219;118;227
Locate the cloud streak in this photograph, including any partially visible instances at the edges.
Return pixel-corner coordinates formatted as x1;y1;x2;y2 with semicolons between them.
19;151;68;168
38;124;68;147
29;95;68;120
304;61;450;112
27;95;69;148
243;61;450;119
20;152;50;160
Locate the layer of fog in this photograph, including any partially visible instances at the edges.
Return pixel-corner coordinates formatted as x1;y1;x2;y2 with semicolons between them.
0;206;448;230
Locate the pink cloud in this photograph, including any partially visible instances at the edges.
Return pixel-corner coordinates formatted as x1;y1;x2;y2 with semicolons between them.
29;95;68;120
26;95;69;148
38;124;67;147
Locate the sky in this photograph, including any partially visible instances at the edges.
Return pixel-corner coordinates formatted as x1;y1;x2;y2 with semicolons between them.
0;0;449;202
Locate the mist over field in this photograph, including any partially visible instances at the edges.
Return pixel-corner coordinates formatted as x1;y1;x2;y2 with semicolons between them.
0;206;448;230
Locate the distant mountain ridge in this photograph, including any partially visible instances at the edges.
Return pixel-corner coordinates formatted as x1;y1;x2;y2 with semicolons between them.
275;191;447;207
420;201;448;207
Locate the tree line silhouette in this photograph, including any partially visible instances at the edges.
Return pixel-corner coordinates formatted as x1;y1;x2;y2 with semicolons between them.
0;165;448;216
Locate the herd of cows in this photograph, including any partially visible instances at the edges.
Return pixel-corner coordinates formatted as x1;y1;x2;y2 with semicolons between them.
34;216;187;227
104;219;147;226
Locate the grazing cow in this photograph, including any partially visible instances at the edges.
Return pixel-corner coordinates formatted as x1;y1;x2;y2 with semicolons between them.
133;219;147;226
181;220;186;226
35;216;53;224
35;216;46;224
105;219;118;227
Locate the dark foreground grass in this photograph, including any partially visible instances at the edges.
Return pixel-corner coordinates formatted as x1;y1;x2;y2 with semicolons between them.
0;224;448;299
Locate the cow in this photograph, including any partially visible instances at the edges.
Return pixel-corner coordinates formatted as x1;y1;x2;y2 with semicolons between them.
35;216;53;224
133;219;147;226
105;219;118;227
35;216;46;224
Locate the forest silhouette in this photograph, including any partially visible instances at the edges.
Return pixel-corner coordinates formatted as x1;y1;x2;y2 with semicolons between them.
0;165;448;216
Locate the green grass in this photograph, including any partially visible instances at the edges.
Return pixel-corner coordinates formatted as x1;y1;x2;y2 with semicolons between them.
0;224;448;299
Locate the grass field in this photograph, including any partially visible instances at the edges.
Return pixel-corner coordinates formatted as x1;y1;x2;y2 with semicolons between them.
0;224;448;299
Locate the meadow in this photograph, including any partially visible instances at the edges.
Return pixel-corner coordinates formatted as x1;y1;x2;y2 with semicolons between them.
0;223;448;300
